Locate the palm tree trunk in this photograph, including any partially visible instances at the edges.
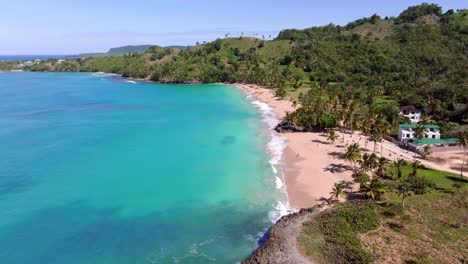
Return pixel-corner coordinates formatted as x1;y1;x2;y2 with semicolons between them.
461;150;466;178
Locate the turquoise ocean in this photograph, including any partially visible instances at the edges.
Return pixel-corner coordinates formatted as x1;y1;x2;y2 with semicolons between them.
0;72;287;263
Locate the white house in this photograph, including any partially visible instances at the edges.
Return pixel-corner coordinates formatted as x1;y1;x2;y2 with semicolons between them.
398;124;441;141
399;105;422;123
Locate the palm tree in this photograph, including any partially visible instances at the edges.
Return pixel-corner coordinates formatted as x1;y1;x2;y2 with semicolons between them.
410;160;421;177
344;143;362;173
397;181;413;208
361;119;371;150
370;131;382;153
420;145;432;159
329;182;346;201
362;177;387;200
376;157;388;177
458;131;468;177
394;158;407;178
413;124;426;143
327;129;339;144
359;153;378;174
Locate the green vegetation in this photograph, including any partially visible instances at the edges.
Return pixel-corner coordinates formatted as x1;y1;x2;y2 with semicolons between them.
299;201;380;264
79;44;164;57
299;163;468;264
1;4;465;128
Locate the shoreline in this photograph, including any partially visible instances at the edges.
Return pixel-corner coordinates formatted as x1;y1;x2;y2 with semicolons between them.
234;83;465;210
234;83;357;210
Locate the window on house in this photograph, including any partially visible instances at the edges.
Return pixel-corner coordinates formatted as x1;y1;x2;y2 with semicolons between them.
432;135;436;138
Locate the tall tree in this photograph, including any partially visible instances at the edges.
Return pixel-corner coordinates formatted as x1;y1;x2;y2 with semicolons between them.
344;143;362;173
410;160;421;177
359;153;378;174
413;124;426;143
397;181;413;208
458;131;468;178
394;158;407;178
376;157;389;177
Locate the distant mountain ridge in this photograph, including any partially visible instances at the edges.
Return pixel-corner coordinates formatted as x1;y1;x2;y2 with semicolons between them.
80;45;189;58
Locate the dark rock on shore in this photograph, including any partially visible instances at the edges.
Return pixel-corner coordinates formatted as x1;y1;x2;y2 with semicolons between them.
274;121;305;133
243;206;321;264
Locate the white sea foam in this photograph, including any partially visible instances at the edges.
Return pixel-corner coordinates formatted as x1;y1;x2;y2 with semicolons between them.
240;87;293;224
91;72;118;77
126;80;137;84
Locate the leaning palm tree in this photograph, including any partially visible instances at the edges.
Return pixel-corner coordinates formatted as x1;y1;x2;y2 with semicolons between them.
344;143;362;173
458;131;468;177
327;129;339;144
394;158;407;178
329;182;346;201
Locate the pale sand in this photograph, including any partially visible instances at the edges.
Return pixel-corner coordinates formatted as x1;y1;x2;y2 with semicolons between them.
234;83;466;209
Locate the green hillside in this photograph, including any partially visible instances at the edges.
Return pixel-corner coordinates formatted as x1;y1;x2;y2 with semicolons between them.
79;44;190;58
5;3;468;126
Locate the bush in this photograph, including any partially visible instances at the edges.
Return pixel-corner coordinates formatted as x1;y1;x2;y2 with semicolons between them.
406;176;435;194
275;87;287;98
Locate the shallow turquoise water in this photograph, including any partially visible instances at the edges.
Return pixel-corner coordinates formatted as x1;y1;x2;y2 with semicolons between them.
0;72;281;263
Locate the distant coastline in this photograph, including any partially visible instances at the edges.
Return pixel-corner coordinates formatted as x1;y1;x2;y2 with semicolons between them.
0;55;78;61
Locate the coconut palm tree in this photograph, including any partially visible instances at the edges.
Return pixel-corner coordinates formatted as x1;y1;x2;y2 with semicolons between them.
420;145;432;159
376;157;389;177
413;124;426;143
394;158;407;178
362;177;387;200
458;131;468;177
397;181;413;208
359;153;378;174
344;143;362;173
329;182;346;201
327;129;339;144
410;160;421;177
370;131;382;153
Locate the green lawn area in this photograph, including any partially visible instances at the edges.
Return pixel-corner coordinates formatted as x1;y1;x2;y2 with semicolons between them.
298;165;468;264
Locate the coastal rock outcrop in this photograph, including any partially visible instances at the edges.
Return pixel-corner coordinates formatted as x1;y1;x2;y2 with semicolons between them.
274;121;305;133
243;206;321;264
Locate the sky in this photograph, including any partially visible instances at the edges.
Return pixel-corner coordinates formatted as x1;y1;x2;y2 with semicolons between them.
0;0;465;54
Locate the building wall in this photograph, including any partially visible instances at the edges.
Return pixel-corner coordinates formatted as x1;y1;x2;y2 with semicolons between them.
398;128;440;141
400;111;421;123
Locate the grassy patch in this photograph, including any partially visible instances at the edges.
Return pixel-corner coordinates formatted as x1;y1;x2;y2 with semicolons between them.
299;201;380;264
299;165;468;263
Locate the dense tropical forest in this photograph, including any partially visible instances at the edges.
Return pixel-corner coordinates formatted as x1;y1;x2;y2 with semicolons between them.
2;3;467;132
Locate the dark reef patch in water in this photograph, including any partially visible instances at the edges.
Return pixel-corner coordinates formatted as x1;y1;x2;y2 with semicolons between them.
221;136;236;145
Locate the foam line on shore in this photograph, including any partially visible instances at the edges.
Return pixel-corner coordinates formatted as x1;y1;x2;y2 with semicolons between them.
238;86;292;223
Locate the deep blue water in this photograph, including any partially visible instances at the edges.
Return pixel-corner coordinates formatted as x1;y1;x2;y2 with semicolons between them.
0;72;284;263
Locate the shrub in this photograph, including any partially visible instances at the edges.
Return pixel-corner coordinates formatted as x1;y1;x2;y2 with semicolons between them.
406;176;436;194
275;86;287;98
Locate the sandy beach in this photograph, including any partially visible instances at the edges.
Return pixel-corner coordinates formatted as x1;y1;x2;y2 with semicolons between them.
235;83;465;210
